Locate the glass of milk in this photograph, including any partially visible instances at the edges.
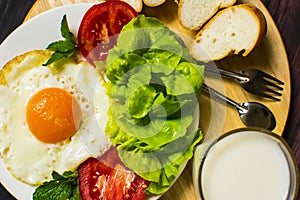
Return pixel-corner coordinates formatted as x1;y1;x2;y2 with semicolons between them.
193;128;299;200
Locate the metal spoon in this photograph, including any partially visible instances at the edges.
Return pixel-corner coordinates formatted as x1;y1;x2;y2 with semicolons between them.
202;84;276;130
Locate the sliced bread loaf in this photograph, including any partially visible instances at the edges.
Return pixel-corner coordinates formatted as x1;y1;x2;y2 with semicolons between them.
190;4;267;63
143;0;166;7
178;0;236;30
123;0;143;12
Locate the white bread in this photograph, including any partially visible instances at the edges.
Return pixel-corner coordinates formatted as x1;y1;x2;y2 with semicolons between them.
178;0;236;30
143;0;166;7
190;4;267;63
122;0;143;12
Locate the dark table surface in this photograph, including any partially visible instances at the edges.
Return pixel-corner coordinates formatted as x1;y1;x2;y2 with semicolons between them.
0;0;299;199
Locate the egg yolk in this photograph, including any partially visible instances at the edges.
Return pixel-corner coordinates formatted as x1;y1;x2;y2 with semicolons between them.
26;87;82;144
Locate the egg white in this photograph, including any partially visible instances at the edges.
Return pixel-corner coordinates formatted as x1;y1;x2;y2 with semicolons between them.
0;50;111;185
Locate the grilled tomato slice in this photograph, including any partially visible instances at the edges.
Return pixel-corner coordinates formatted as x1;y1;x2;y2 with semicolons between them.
78;147;149;200
77;1;138;63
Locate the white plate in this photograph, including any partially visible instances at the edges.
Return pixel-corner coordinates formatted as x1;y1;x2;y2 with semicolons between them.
0;4;95;199
0;3;199;199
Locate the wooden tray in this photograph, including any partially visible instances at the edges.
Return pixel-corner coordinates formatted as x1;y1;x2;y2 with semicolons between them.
23;0;291;199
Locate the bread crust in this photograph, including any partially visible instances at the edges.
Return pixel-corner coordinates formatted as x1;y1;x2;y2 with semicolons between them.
143;0;166;7
178;0;237;30
123;0;143;12
239;4;267;56
190;4;267;62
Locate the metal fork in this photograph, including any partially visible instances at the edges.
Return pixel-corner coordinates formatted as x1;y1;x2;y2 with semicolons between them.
205;67;284;101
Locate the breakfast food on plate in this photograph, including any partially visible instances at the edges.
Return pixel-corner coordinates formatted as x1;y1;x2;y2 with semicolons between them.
178;0;236;30
143;0;166;7
190;4;267;62
0;50;111;185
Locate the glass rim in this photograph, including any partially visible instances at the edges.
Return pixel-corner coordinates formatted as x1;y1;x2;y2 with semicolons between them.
197;127;299;200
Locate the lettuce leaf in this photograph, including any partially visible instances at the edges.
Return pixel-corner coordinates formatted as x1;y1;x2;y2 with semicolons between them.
104;15;204;195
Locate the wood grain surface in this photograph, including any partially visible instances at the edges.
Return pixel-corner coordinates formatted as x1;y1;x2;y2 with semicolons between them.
0;0;299;199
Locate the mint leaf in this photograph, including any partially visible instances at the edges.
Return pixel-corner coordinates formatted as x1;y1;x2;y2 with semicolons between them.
61;15;76;44
70;179;81;200
33;181;73;200
43;14;78;66
51;171;65;180
33;171;80;200
43;52;65;66
46;40;76;53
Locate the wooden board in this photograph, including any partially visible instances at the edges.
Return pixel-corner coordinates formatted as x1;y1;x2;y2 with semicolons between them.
23;0;291;199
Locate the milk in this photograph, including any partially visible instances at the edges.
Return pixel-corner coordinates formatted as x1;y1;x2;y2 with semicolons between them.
198;130;294;200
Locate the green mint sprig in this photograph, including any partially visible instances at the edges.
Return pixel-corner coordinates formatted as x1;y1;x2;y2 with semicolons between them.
43;15;78;66
33;171;80;200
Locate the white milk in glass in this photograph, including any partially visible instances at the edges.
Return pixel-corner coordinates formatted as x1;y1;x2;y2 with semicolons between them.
199;130;291;200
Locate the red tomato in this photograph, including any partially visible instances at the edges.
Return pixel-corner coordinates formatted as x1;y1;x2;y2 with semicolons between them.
77;1;138;63
78;147;149;200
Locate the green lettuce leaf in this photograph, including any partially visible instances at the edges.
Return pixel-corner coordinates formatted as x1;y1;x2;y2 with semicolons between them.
104;15;204;195
128;85;157;118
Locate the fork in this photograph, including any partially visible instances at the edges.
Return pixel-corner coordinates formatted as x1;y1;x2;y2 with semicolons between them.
205;67;284;101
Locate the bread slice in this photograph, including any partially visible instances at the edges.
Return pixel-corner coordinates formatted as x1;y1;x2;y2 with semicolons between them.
143;0;166;7
190;4;267;63
178;0;236;30
123;0;143;12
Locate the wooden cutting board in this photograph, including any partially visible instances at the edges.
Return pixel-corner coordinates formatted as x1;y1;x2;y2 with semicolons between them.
23;0;291;199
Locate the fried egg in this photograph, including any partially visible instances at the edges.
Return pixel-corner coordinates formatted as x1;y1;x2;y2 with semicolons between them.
0;50;111;185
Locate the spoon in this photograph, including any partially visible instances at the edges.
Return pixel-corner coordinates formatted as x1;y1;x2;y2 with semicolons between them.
202;84;276;130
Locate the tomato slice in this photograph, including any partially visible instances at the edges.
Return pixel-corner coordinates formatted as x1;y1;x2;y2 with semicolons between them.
78;147;149;200
77;1;138;63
